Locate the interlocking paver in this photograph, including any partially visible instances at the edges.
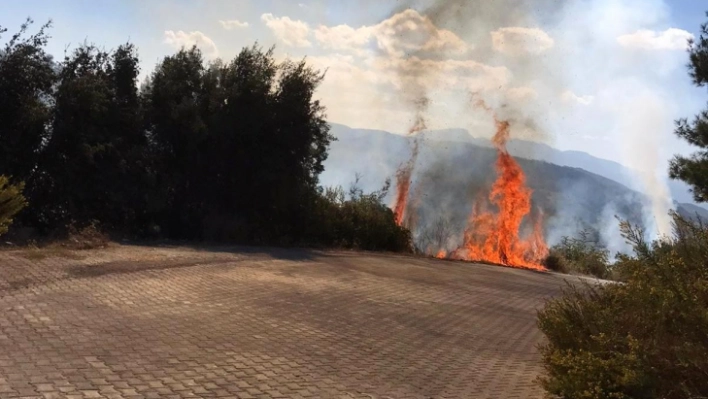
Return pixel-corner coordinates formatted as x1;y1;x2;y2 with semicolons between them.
0;245;577;398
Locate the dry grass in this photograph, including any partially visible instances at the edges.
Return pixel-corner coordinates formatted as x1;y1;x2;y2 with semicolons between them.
16;245;86;261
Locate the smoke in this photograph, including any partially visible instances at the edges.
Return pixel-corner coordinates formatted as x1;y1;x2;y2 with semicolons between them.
312;0;694;252
615;86;674;239
599;204;634;258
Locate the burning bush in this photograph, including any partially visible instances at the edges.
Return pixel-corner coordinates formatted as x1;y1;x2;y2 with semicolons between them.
537;213;708;399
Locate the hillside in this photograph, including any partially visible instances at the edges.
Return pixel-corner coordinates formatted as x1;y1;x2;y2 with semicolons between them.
320;123;704;248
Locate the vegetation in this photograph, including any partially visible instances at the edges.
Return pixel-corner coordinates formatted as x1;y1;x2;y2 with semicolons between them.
670;12;708;202
312;177;411;251
538;12;708;399
538;213;708;399
0;176;27;237
543;229;611;279
0;19;410;252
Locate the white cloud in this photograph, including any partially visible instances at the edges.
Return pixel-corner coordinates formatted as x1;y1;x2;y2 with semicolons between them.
561;90;594;105
308;54;387;86
491;27;555;56
312;9;468;58
219;19;249;30
617;28;693;51
314;24;374;54
261;13;311;47
373;9;469;57
374;57;511;92
163;30;219;57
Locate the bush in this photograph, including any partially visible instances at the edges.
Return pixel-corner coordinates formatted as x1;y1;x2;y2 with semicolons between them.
0;176;27;237
544;229;610;278
63;221;110;250
537;213;708;399
543;251;569;273
311;178;412;252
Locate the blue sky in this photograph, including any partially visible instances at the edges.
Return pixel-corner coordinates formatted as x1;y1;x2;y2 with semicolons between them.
1;1;706;189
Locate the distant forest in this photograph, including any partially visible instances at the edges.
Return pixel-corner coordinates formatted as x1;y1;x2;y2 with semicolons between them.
0;19;410;251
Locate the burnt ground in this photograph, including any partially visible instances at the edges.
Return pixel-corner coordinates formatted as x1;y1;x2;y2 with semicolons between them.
0;244;581;398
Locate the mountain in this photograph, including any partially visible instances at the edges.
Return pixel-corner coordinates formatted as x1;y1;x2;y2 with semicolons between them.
320;123;706;248
416;126;698;206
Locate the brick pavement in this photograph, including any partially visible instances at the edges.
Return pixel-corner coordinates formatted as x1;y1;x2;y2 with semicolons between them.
0;245;574;398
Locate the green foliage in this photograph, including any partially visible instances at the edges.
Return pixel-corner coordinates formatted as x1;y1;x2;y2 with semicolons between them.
142;44;334;241
30;42;150;232
537;213;708;399
311;177;412;252
544;229;611;279
0;19;55;181
0;176;27;236
0;21;409;252
670;12;708;202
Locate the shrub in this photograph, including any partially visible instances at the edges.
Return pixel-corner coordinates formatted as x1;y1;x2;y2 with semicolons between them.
543;251;569;273
311;178;412;252
0;176;27;237
63;221;110;250
537;213;708;399
544;229;610;278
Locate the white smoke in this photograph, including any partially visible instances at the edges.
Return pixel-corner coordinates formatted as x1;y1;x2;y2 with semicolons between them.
544;0;690;242
599;203;634;258
615;87;674;238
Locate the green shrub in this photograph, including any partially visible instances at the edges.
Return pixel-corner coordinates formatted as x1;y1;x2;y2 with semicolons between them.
537;213;708;399
544;230;610;278
0;176;27;237
311;178;412;252
543;251;569;273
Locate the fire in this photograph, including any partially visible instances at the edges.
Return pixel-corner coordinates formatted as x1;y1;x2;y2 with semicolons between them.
391;95;548;270
449;102;548;270
393;138;419;226
393;113;426;226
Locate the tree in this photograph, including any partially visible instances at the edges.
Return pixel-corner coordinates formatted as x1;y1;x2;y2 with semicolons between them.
143;44;334;242
670;12;708;202
0;176;27;237
142;46;208;237
0;19;55;181
37;43;147;231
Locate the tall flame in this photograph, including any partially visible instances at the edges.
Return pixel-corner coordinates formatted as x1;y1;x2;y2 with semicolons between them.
451;100;548;270
391;97;547;270
393;114;426;226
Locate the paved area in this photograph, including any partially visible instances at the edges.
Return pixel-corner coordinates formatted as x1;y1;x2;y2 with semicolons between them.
0;244;575;399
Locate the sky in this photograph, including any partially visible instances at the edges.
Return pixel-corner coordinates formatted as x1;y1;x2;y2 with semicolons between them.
1;0;706;173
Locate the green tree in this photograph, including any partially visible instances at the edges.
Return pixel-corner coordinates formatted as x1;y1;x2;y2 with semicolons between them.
670;12;708;201
143;44;333;242
142;46;208;237
38;43;148;231
0;19;55;181
0;176;27;237
202;46;333;241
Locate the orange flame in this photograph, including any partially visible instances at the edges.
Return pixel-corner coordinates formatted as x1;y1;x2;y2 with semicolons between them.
452;101;548;270
393;114;427;226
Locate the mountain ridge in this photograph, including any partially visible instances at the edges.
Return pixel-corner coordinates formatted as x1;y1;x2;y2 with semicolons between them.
326;122;702;208
320;123;708;244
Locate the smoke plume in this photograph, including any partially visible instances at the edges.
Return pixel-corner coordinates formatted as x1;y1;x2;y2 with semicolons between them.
308;0;697;254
